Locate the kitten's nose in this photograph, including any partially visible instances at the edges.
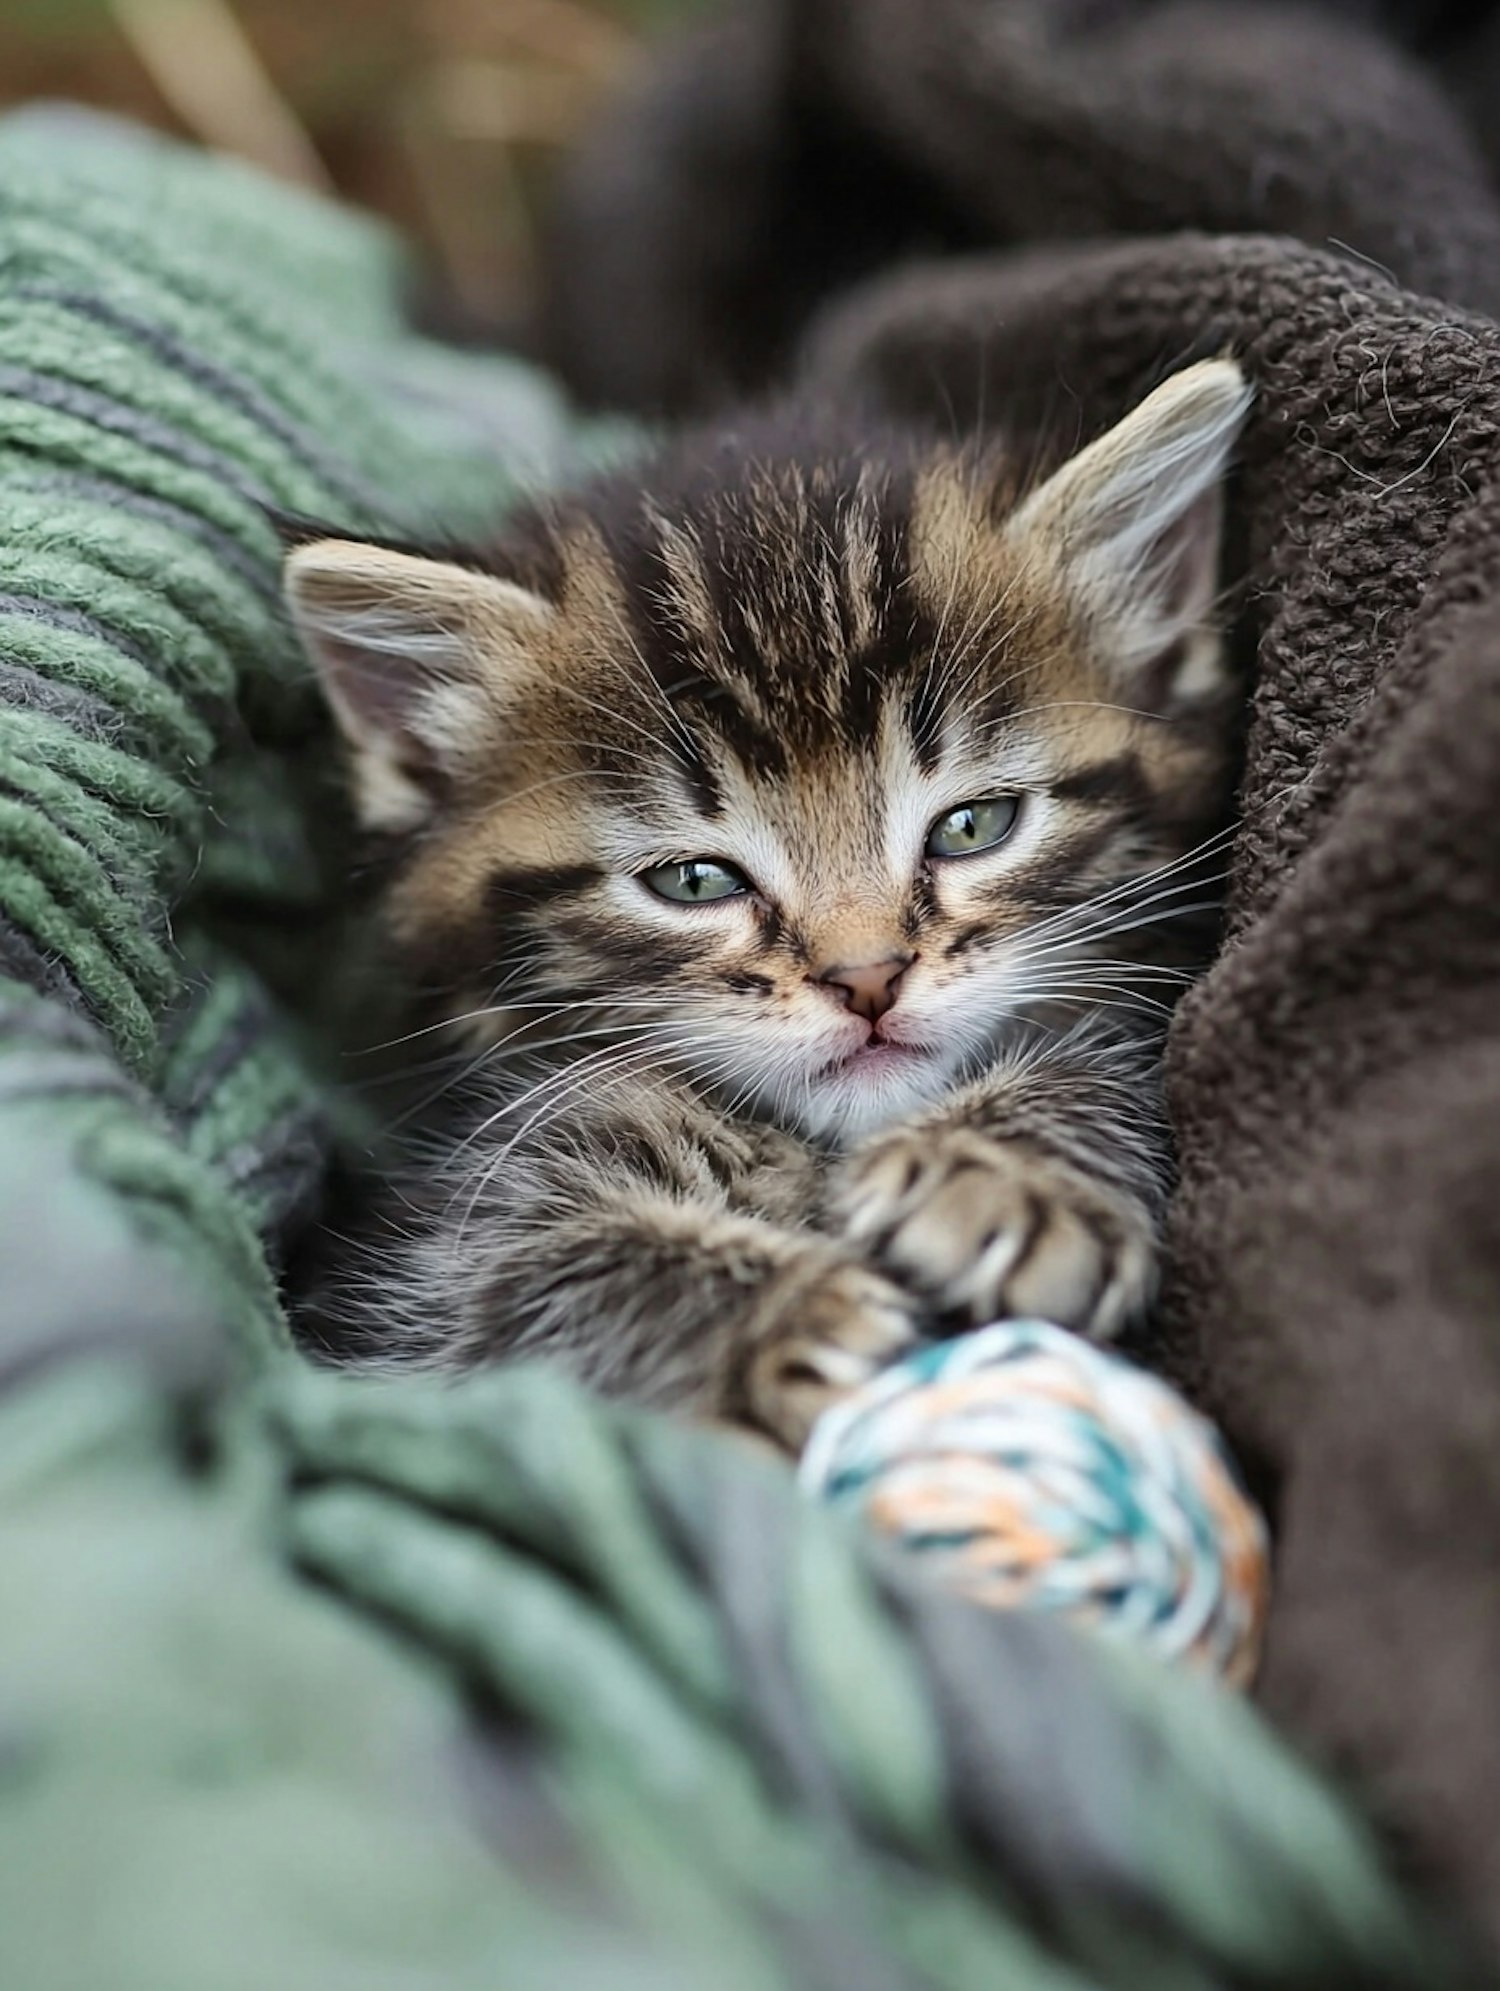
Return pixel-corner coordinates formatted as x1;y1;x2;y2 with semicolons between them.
816;952;912;1023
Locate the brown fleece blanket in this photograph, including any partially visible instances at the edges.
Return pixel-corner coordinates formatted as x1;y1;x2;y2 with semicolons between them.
540;0;1500;1947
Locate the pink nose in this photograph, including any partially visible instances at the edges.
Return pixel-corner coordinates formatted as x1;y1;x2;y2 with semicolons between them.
816;953;912;1024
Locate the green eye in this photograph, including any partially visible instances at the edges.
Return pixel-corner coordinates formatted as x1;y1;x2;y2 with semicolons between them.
640;858;751;904
925;796;1020;859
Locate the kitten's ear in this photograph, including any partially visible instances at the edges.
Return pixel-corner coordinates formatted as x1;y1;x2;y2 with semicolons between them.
1004;359;1253;702
284;539;554;832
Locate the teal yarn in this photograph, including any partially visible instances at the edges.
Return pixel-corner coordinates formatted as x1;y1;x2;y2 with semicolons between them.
801;1322;1271;1687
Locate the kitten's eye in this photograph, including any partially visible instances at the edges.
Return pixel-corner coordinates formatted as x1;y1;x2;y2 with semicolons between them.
640;858;751;904
925;797;1020;859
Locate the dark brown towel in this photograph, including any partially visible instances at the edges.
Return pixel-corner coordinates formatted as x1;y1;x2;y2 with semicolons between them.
541;0;1500;1946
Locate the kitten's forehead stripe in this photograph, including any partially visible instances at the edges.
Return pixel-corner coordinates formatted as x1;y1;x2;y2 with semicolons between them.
665;670;790;779
1049;753;1149;806
564;430;932;766
648;508;719;650
904;671;947;771
487;863;604;917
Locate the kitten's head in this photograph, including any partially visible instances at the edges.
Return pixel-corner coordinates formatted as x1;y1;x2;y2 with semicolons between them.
287;360;1251;1142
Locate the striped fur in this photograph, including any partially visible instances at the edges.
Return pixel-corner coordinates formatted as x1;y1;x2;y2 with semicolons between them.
289;362;1251;1448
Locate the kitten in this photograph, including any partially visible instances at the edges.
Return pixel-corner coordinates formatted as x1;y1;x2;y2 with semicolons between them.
287;359;1251;1450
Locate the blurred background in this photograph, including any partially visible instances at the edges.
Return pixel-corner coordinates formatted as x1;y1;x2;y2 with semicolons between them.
0;0;700;334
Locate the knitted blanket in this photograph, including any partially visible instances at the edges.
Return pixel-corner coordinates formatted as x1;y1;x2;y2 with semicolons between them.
0;103;628;1363
0;102;1478;1991
541;0;1500;1949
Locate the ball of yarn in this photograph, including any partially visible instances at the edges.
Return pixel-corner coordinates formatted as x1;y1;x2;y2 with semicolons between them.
800;1320;1270;1687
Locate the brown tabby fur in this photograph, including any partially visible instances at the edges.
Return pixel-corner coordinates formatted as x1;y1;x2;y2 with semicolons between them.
288;360;1251;1449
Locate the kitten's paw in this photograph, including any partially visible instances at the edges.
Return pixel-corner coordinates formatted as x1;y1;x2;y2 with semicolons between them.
832;1126;1156;1336
742;1256;921;1452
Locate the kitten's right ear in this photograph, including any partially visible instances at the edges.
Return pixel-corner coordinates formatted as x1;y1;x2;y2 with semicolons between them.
284;540;554;832
1003;358;1254;703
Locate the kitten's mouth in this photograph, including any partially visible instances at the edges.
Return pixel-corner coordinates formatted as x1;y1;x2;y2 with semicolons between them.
822;1030;931;1078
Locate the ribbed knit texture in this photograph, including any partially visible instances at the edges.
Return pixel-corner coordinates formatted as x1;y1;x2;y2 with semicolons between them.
0;106;628;1360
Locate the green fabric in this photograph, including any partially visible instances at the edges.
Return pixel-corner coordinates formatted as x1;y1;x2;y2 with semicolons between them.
0;103;631;1352
0;108;1476;1987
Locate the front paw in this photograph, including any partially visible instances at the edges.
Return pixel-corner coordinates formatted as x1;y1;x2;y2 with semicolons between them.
741;1255;921;1452
830;1126;1156;1336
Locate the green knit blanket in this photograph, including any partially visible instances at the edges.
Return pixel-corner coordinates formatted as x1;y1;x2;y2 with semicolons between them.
0;110;1470;1989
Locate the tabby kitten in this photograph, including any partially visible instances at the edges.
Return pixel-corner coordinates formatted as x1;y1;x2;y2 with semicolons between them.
288;359;1251;1450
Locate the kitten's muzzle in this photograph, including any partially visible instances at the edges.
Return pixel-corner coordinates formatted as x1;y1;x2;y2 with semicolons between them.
814;952;914;1025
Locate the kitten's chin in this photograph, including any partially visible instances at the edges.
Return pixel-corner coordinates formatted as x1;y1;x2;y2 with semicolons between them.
792;1042;952;1144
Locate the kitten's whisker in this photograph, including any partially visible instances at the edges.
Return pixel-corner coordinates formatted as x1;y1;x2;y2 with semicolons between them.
382;1021;658;1090
450;766;626;816
923;566;1012;717
445;1033;669;1169
1006;922;1191;974
1013;889;1226;958
1020;984;1180;1018
936;585;1033;713
1069;899;1224;945
1041;819;1240;909
1006;971;1191;1005
448;1042;677;1231
362;994;678;1057
1004;830;1237;950
453;1040;715;1239
1029;956;1198;983
1020;854;1234;946
381;1025;671;1131
971;698;1179;735
549;679;684;759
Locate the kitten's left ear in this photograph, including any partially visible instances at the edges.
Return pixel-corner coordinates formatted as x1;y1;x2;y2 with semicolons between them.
1004;359;1254;702
284;539;554;832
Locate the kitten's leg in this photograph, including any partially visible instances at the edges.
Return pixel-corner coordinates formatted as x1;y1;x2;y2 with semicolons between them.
482;1187;918;1449
826;1028;1168;1337
398;1099;921;1451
